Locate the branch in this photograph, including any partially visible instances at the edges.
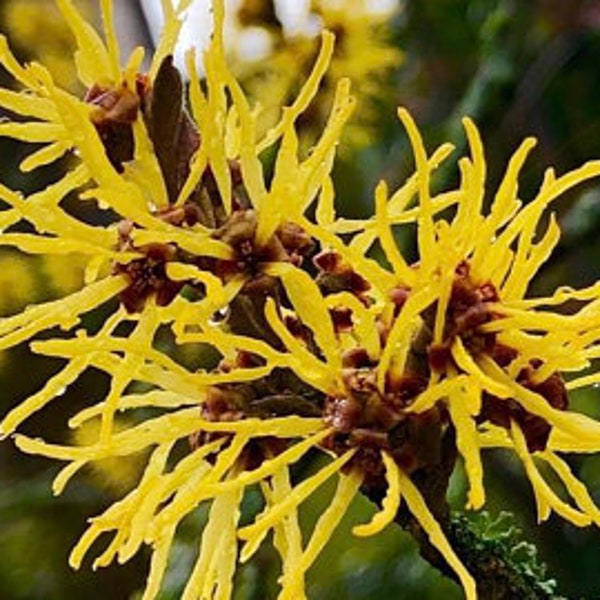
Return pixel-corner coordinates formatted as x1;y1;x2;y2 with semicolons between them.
362;446;564;600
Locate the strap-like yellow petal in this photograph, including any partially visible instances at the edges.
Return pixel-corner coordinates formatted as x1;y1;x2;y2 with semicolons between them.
353;451;401;536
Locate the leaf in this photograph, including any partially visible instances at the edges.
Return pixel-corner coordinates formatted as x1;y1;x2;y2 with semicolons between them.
146;55;200;203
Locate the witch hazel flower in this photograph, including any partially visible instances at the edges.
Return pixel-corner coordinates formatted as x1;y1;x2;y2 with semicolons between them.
1;1;600;600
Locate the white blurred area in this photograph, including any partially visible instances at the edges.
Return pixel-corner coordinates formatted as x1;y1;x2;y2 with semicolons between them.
140;0;274;72
139;0;400;73
140;0;212;70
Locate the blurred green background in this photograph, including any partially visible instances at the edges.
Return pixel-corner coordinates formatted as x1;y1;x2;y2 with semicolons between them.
2;0;600;598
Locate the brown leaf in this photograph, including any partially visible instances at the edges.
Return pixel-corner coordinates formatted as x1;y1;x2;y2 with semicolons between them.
145;56;200;203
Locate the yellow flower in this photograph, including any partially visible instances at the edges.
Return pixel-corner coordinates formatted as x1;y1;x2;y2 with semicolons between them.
3;1;600;600
275;107;600;579
232;0;402;146
0;0;348;439
257;261;477;598
0;251;37;370
39;252;86;297
312;0;403;145
0;2;356;598
383;111;600;522
71;415;148;495
235;110;600;598
0;0;189;172
0;251;38;316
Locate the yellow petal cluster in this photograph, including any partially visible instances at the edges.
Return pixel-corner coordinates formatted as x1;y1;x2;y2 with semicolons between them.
2;2;600;600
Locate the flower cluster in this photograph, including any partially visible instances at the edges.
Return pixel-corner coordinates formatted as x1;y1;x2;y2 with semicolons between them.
2;1;600;599
230;0;402;146
1;0;85;89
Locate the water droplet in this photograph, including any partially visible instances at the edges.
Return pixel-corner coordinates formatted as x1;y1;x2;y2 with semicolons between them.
208;306;229;326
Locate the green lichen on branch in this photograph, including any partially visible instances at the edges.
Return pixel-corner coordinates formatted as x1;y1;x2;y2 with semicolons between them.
446;512;564;600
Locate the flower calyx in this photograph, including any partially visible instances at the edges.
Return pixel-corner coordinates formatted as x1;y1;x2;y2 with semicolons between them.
314;250;371;301
428;261;500;372
209;210;314;285
85;74;149;172
323;351;445;487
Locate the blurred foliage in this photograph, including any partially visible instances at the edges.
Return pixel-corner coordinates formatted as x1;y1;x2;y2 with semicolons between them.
2;0;600;598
